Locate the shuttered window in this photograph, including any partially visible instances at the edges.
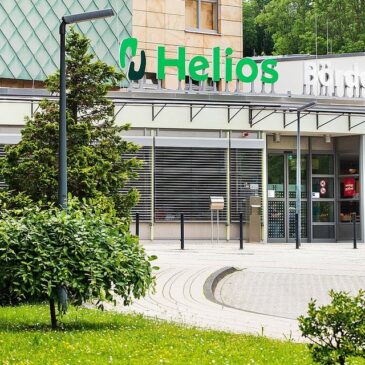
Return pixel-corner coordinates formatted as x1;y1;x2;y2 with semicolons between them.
230;149;263;222
121;146;152;221
155;147;227;221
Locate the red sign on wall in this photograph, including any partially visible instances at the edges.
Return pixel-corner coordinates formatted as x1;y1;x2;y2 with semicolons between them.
343;178;355;197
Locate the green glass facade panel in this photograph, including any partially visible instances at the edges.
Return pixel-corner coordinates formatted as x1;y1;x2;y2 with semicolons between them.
0;0;132;81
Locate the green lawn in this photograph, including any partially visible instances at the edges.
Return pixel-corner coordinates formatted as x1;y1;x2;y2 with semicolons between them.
0;305;363;365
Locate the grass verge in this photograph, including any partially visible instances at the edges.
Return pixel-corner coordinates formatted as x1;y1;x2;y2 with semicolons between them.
0;304;364;365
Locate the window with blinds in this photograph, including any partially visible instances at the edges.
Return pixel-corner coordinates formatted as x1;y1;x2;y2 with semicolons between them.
185;0;218;31
155;147;227;221
121;146;152;221
230;149;263;222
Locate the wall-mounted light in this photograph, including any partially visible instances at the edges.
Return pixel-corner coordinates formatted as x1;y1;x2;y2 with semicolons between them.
325;135;331;143
273;133;281;143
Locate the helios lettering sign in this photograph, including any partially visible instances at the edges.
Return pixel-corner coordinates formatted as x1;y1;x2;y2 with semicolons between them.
120;38;279;84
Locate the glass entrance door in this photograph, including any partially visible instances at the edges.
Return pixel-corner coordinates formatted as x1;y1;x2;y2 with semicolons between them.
268;153;308;242
311;154;336;240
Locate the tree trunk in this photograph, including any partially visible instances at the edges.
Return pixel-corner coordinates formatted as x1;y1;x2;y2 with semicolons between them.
339;355;345;365
49;297;57;329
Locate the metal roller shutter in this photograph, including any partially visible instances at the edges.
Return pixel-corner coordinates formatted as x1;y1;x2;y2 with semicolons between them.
155;147;227;221
230;149;263;222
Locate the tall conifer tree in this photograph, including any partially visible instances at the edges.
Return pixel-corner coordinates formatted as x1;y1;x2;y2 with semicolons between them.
1;29;140;220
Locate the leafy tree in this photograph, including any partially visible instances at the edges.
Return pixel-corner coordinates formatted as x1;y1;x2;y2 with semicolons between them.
298;290;365;365
0;197;157;329
243;0;258;56
256;0;314;55
256;0;365;55
0;29;155;329
314;0;365;54
0;28;140;221
243;0;273;56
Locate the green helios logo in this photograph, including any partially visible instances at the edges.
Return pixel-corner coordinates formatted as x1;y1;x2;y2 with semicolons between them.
120;38;278;84
120;38;146;81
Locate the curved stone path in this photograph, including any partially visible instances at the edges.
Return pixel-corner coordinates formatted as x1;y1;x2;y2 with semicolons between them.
215;271;365;320
113;242;365;341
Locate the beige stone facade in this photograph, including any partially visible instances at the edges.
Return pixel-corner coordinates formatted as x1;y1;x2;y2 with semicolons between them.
132;0;243;89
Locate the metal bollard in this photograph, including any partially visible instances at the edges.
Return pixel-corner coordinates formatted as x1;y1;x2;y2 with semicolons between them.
180;213;185;250
135;213;140;237
352;212;357;249
239;212;243;250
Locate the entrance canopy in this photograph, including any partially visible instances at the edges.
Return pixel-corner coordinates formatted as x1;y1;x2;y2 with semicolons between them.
110;91;365;136
0;87;365;139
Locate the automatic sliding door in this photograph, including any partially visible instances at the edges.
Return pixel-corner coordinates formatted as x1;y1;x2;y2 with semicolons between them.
288;155;308;239
268;201;285;239
268;155;285;240
268;153;308;242
311;155;336;240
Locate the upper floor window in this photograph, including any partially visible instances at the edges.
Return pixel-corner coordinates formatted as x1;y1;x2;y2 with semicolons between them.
186;0;218;32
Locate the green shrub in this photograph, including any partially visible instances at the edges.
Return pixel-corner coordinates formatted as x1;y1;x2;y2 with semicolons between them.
298;290;365;365
0;197;157;328
0;190;35;213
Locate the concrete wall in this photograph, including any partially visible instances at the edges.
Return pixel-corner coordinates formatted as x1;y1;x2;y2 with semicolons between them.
268;135;335;152
131;222;247;241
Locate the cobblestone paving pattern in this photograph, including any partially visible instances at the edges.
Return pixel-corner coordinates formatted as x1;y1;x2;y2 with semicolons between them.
112;242;365;341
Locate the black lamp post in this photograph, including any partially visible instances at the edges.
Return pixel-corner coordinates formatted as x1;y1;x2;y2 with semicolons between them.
58;9;114;209
295;101;316;249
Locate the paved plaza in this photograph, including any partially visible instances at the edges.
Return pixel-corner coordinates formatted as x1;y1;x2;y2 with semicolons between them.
114;241;365;341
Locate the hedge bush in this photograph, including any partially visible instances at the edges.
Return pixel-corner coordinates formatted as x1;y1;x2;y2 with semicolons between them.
0;197;156;328
298;290;365;365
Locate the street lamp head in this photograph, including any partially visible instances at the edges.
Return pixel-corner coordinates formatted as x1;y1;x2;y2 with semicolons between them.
297;101;316;112
58;8;114;209
62;9;114;25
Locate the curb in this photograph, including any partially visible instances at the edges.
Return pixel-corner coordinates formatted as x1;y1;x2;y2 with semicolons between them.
203;267;300;321
203;266;240;305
